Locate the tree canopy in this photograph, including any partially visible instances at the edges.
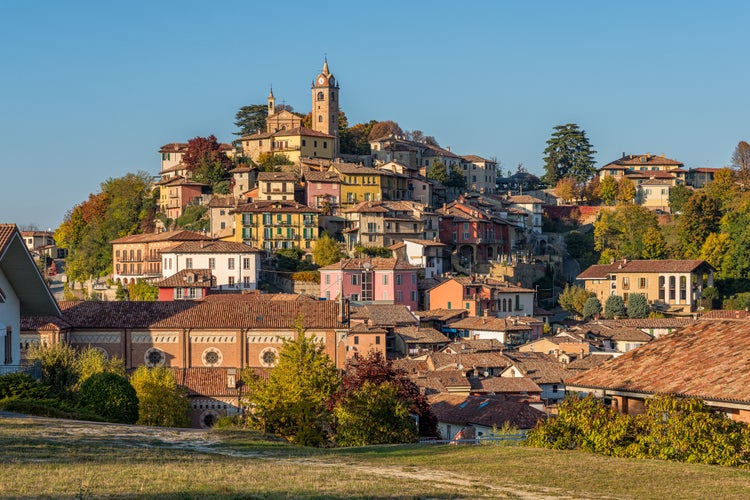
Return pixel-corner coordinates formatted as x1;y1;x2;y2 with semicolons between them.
594;205;661;261
426;161;448;183
312;232;343;267
234;104;268;136
542;124;597;186
130;366;190;427
604;295;626;319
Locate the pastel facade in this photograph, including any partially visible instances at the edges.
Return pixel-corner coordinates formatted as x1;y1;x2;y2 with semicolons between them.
231;201;319;252
319;258;420;311
160;240;261;291
428;277;536;318
257;171;298;201
303;170;341;215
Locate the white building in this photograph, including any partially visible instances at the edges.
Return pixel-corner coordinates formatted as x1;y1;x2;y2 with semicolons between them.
0;224;60;374
390;239;447;279
161;240;261;291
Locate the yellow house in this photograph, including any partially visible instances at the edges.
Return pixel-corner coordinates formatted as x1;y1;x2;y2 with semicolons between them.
239;127;335;165
330;163;388;210
637;178;672;212
231;201;320;252
577;259;715;313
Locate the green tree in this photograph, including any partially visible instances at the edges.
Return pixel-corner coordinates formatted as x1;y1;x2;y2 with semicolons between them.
128;279;158;301
542;123;597;186
703;168;740;212
593;205;660;260
701;286;720;310
581;296;602;319
426;161;448;183
312;232;343;267
554;177;580;204
28;343;79;397
668;184;692;213
79;372;139;424
130;366;190;427
257;152;294;172
604;295;626;319
699;232;731;277
558;284;593;317
626;293;649;318
242;317;341;446
234;104;268;136
76;346;125;387
599;176;618;205
678;192;722;258
334;381;417;446
717;200;750;279
175;205;209;232
445;165;467;189
341;120;376;155
615;177;635;203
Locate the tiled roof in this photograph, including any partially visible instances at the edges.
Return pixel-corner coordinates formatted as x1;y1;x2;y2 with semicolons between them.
395;326;450;344
469;376;542;394
700;310;750;320
598;327;653;343
207;196;237;208
450;316;535;332
443;339;506;353
342;201;390;214
242;127;333;140
349;304;418;327
428;394;546;430
21;315;72;332
415;309;469;322
349;322;388;334
462;154;492;163
639;178;674;186
110;230;212;244
302;170;341;183
417;369;472;393
0;224;17;256
55;299;346;329
429;352;512;371
503;352;571;385
597;318;695;329
165;241;261;254
156;269;214;288
566;353;616;371
435;277;535;294
332;163;388;175
231;201;320;214
566;320;750;404
402;238;447;247
602;154;683;168
577;259;710;279
391;358;428;375
318;258;419;271
257;172;297;182
626;171;680;180
228;165;256;174
507;195;543;204
159;143;188;153
168;368;245;398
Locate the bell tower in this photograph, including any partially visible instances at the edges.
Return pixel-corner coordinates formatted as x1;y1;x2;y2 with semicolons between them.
267;87;275;117
311;57;340;156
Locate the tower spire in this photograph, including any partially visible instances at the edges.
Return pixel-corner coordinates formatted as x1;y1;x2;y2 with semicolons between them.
322;55;330;75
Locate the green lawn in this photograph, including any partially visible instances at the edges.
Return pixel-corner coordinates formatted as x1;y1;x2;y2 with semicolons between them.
1;416;750;499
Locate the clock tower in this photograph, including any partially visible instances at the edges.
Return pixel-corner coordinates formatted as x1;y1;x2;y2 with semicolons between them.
311;58;340;156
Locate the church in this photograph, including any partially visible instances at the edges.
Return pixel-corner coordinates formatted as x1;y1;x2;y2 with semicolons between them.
239;59;340;164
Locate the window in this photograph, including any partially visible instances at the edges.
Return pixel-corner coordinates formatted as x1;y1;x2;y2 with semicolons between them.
243;258;251;269
466;302;470;310
395;274;402;285
228;276;235;287
622;277;630;290
382;275;388;285
552;384;559;393
412;274;416;284
350;293;359;301
353;336;359;345
186;258;193;268
447;301;452;309
302;139;306;147
220;222;226;230
396;291;403;301
351;275;359;285
411;291;417;302
639;277;647;289
375;336;381;345
243;276;251;286
228;258;235;270
317;91;324;101
323;141;327;149
325;274;331;285
318;115;323;122
5;326;12;364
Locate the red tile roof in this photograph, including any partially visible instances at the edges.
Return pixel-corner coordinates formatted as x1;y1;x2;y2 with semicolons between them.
156;269;214;288
349;304;418;326
394;326;450;344
0;224;18;257
503;352;571;385
566;320;750;403
577;259;710;279
257;172;297;182
165;241;261;254
319;257;419;271
231;200;320;214
469;376;542;394
168;368;246;398
428;394;546;430
602;154;683;168
450;316;538;332
700;310;750;320
110;230;212;244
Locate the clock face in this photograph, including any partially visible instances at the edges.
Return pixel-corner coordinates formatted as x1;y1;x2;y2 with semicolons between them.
318;76;325;85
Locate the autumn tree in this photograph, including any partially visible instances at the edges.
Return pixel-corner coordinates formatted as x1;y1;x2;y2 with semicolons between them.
242;318;341;446
593;205;660;261
312;232;343;267
558;284;593;317
554;177;580;204
367;120;403;141
182;135;233;187
336;351;437;437
130;366;190;427
615;177;635;203
599;176;618;205
542;123;597;186
731;140;750;189
668;184;692;214
642;227;667;260
234;104;268;136
703;168;740;212
678;192;721;258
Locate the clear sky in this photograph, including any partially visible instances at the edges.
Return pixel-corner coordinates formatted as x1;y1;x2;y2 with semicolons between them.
2;1;749;231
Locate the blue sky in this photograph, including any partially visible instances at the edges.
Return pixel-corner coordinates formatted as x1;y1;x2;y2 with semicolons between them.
2;1;749;230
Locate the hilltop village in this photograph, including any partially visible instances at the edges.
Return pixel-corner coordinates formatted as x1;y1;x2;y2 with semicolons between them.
3;59;750;436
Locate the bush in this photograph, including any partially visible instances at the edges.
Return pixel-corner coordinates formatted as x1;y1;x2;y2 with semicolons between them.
581;297;602;319
78;372;139;424
291;271;320;283
0;372;51;400
28;343;79;397
626;293;649;318
604;295;626;319
130;366;190;427
0;398;106;422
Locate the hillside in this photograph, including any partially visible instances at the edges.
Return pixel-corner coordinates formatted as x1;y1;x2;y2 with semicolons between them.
2;414;750;499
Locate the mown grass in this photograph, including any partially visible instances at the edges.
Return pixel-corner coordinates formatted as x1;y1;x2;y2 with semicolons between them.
1;416;750;499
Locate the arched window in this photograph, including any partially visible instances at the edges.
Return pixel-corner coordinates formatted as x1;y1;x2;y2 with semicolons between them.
318;115;323;122
317;91;324;101
331;92;336;101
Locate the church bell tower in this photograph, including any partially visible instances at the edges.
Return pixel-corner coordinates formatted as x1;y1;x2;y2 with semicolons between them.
311;58;340;156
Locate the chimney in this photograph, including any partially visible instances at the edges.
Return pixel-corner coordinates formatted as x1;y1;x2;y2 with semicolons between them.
580;348;586;359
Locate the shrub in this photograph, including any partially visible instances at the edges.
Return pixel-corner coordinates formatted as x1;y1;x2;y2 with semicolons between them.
130;366;190;427
0;372;51;400
626;293;649;318
28;343;79;397
0;398;106;421
604;295;626;319
581;297;602;319
291;271;321;283
78;372;138;424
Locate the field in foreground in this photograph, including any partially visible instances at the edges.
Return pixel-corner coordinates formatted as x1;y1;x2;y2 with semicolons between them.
1;415;750;499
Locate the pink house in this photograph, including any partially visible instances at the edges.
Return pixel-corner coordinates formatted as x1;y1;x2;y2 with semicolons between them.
319;258;420;311
303;170;341;215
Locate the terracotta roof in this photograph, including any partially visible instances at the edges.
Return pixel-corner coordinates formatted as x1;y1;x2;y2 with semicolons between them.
402;238;447;247
443;339;506;353
55;300;346;329
319;257;419;271
416;309;469;322
228;165;256;174
597;318;695;329
156;269;214;288
257;172;297;182
242;127;333;140
507;195;543;204
0;224;17;256
469;376;542;394
566;353;616;371
577;259;710;279
700;310;750;320
567;320;750;404
231;201;320;214
417;369;472;392
342;201;390;214
207;196;237;208
639;178;674;186
433;277;535;294
21;315;72;332
395;326;450;344
450;316;536;332
159;143;187;153
428;394;546;430
332;163;388;175
110;230;212;244
349;304;418;327
597;327;653;343
429;352;512;371
165;241;260;254
302;170;341;183
602;154;684;168
168;368;245;398
349;322;388;334
391;358;428;375
462;154;492;163
502;352;571;385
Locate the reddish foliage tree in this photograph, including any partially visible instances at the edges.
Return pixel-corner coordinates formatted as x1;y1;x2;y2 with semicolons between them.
339;351;437;437
182;135;232;174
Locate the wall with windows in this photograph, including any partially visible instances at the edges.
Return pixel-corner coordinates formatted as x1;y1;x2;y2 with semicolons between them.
161;251;260;290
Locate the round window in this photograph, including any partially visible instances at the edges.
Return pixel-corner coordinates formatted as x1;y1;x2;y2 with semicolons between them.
205;351;219;364
259;347;278;367
144;348;165;367
202;347;223;367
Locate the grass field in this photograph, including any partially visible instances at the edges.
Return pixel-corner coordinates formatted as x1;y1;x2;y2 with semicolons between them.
2;415;750;499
